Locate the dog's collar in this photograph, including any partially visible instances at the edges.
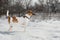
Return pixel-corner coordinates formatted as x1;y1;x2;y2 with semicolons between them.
23;16;30;19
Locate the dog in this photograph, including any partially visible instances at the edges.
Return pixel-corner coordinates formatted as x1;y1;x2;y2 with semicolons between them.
7;10;35;32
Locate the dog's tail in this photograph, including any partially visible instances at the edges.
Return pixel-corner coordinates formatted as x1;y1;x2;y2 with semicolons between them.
6;10;10;24
7;10;9;17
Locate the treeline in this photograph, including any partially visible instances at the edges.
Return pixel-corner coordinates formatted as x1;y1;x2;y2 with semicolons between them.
0;0;60;17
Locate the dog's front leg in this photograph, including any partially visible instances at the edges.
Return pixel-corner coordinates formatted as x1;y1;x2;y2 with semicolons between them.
23;25;26;32
22;23;27;32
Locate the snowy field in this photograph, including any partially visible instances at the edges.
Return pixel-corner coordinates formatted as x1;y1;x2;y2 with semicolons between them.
0;16;60;40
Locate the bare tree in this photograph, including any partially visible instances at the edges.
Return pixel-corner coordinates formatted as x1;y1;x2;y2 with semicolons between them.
21;0;32;10
0;0;8;16
38;0;44;5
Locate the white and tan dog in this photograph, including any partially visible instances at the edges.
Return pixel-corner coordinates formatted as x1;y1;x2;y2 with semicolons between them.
7;10;35;32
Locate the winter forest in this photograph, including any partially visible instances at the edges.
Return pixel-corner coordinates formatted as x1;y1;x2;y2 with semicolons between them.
0;0;60;20
0;0;60;40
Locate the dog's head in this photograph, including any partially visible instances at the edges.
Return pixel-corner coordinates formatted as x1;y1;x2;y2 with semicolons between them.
27;10;35;16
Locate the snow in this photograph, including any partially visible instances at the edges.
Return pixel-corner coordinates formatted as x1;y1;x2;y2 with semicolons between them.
0;17;60;40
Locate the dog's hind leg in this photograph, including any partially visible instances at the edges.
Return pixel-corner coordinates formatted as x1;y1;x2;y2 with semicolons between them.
23;26;26;32
8;26;13;32
21;24;26;32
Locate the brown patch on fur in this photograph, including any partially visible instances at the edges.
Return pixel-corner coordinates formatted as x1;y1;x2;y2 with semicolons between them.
8;16;10;24
27;10;35;16
12;16;18;23
28;13;33;16
27;10;32;13
27;10;33;16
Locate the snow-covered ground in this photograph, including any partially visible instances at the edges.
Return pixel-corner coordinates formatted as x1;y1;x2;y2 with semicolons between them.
0;16;60;40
